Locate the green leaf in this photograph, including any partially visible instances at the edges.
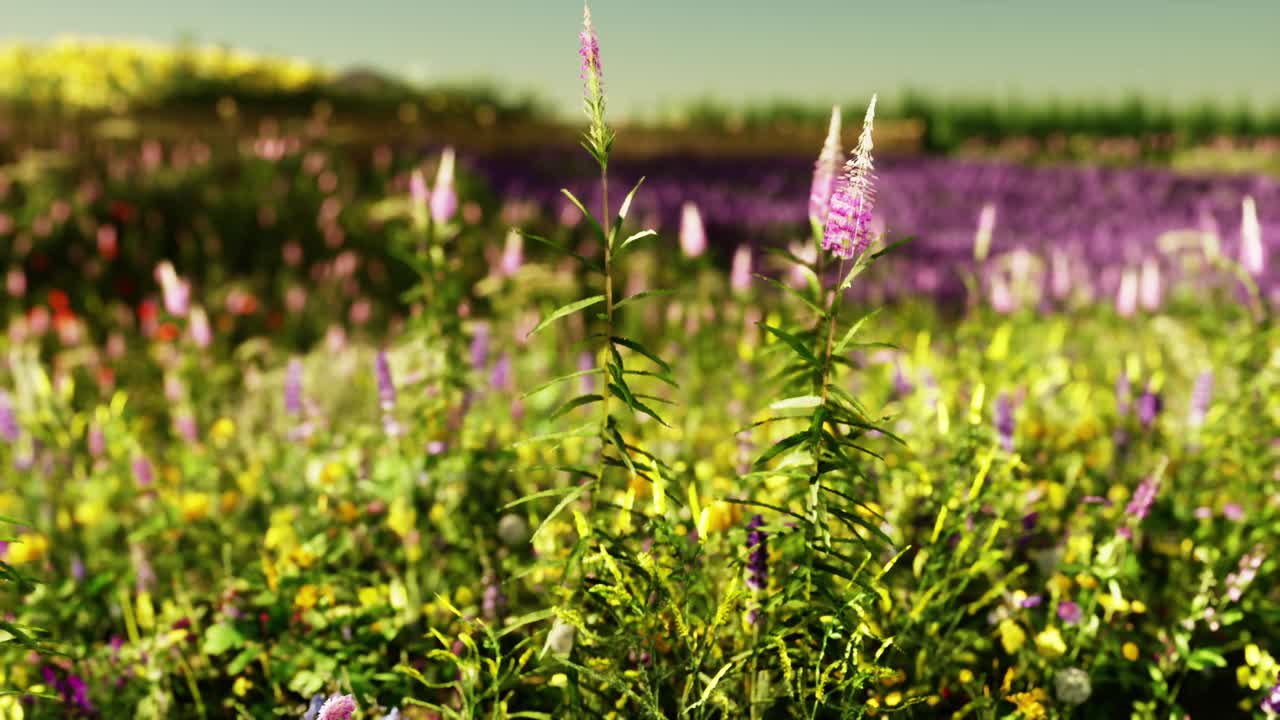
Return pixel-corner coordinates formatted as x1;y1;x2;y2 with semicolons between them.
759;323;819;366
520;231;602;272
513;424;597;447
530;485;587;543
548;394;604;420
520;369;601;399
1186;648;1228;670
617;229;658;253
560;189;607;243
228;646;258;675
753;431;809;470
870;235;916;260
202;623;245;656
614;288;673;310
754;275;823;315
833;308;882;354
528;296;606;338
610;336;671;373
496;608;556;638
770;395;823;411
610;177;646;245
502;486;583;511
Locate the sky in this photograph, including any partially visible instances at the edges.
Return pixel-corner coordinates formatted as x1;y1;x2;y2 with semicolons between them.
2;0;1278;119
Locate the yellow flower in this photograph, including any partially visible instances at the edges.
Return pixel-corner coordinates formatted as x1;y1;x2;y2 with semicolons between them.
210;417;236;445
358;586;384;609
220;490;239;513
136;591;155;630
958;669;975;684
1034;627;1066;658
336;500;360;523
290;546;316;570
1129;599;1147;614
294;584;319;611
1245;644;1262;667
4;533;48;565
1075;574;1099;590
1123;642;1139;661
1047;574;1073;595
1007;690;1047;719
998;619;1026;654
181;493;211;522
232;677;253;697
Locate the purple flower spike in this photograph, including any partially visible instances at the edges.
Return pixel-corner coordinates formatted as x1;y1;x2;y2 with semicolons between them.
1125;474;1161;522
375;351;396;412
822;95;877;260
1137;384;1161;430
745;515;768;592
132;453;154;488
994;392;1015;452
0;390;18;443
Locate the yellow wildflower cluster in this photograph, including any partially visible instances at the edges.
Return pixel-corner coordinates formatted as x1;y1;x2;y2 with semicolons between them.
0;39;327;109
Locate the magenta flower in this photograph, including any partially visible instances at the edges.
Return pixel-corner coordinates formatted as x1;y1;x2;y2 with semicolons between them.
821;95;877;260
579;4;602;87
189;306;213;348
1125;473;1160;522
132;453;154;488
500;228;524;276
1057;600;1082;625
285;358;304;416
317;693;358;720
808;106;842;227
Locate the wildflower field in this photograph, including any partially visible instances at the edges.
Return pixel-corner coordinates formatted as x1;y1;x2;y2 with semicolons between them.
2;8;1280;720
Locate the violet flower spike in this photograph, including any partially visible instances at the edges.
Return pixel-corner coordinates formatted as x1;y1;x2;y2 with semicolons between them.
285;358;304;416
1137;383;1161;430
0;390;18;443
994;391;1015;452
375;351;396;412
821;94;877;260
745;515;768;592
808;105;842;227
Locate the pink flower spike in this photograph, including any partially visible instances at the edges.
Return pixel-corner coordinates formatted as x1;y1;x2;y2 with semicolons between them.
317;693;357;720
